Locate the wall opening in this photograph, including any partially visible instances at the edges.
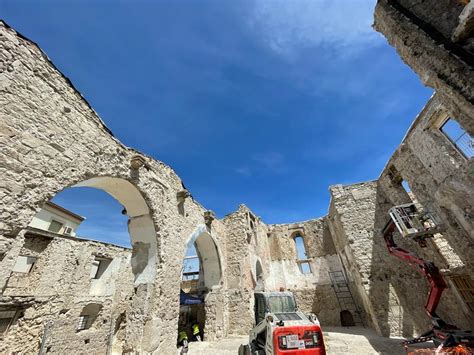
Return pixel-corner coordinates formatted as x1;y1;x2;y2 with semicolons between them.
0;308;21;336
294;234;311;274
401;180;411;194
4;176;160;351
177;229;221;347
401;180;418;204
255;260;264;291
440;118;473;159
33;177;159;286
77;303;103;331
111;312;126;354
340;310;355;327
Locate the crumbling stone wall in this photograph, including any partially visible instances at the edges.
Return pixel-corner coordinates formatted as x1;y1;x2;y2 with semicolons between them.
0;230;134;354
220;206;257;335
0;21;231;353
374;0;474;135
328;182;382;333
2;19;345;350
378;95;473;332
267;219;343;326
372;0;474;338
328;95;473;338
1;6;473;351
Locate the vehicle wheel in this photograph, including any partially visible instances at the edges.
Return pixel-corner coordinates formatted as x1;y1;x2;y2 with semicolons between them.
249;341;260;355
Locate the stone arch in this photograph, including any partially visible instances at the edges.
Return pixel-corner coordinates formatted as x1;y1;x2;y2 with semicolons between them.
184;225;222;289
340;309;355;327
178;225;226;342
1;172;163;352
0;21;212;352
73;177;158;285
250;257;264;291
255;259;264;291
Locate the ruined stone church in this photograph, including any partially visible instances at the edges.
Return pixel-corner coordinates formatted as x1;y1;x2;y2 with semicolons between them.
0;0;473;354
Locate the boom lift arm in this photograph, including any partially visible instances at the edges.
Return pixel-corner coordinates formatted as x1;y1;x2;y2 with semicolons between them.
382;204;474;348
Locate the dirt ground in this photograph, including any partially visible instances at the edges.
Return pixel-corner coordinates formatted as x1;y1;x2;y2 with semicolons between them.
184;326;432;354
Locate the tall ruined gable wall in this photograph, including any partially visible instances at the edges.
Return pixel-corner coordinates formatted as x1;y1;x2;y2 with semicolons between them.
267;218;343;326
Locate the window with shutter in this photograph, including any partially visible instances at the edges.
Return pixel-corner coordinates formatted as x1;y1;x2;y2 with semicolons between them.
452;276;474;312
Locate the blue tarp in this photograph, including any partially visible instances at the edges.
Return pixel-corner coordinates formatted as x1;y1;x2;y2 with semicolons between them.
180;290;203;305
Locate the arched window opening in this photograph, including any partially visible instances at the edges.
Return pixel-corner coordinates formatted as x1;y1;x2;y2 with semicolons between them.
294;234;311;274
255;260;264;291
401;180;411;194
44;187;130;247
401;179;417;204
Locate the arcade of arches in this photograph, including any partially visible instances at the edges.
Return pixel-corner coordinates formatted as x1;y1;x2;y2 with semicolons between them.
1;3;474;353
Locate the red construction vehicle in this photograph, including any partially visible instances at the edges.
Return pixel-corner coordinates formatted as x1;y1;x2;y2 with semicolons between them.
239;291;326;355
382;203;474;351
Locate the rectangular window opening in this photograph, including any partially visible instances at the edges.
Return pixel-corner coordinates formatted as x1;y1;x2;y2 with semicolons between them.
12;255;37;274
90;257;112;279
0;310;17;335
440;118;473;159
48;220;64;233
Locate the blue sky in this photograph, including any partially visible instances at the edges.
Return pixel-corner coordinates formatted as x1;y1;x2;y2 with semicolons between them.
3;0;432;247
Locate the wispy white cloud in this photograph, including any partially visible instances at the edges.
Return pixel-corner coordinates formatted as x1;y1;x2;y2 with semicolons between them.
234;152;287;177
248;0;381;57
234;166;252;176
253;151;286;173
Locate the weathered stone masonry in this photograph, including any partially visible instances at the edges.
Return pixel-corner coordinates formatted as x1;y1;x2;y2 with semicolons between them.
0;228;134;354
0;20;233;353
374;0;474;134
327;94;474;338
0;21;343;353
1;1;474;351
